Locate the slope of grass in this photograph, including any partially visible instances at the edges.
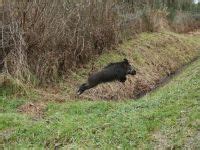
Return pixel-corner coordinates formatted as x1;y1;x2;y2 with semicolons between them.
1;31;199;101
64;31;200;100
0;57;200;149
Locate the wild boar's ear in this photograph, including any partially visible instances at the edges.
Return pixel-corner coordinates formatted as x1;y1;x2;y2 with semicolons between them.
123;58;129;64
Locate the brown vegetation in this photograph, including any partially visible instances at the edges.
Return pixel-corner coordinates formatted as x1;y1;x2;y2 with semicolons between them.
171;11;200;33
68;31;200;100
0;1;199;101
18;102;46;118
0;0;199;84
2;0;120;83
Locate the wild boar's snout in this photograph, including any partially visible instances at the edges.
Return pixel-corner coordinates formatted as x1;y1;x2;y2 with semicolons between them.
129;69;136;75
127;65;136;75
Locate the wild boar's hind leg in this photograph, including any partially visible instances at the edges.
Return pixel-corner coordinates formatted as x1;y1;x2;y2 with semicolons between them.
77;82;97;95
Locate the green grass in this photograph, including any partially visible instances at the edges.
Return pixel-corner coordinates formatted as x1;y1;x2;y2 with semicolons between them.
0;58;200;149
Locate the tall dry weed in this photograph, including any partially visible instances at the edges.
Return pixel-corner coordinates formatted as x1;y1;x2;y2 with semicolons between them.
172;11;200;32
3;0;119;83
1;0;199;84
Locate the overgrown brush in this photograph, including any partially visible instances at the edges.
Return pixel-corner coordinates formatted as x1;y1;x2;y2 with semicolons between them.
0;73;31;96
171;11;200;32
1;0;199;84
142;7;169;32
3;0;119;83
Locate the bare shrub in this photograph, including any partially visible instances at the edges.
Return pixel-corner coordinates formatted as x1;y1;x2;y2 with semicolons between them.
172;11;200;33
3;0;119;83
142;7;169;32
116;7;147;38
1;0;199;84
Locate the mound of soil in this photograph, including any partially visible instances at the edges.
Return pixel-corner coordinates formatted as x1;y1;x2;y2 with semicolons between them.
18;102;46;119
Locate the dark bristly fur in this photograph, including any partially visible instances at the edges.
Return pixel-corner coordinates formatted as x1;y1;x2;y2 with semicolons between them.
77;58;136;95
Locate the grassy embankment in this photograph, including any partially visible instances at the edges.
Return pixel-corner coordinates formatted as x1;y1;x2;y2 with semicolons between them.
63;31;200;100
1;31;199;101
0;43;200;149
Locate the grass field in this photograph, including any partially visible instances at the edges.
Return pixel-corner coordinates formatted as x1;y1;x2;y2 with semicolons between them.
0;58;200;149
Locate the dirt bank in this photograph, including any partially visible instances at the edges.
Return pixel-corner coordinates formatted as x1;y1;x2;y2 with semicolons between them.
136;56;200;99
3;31;199;101
60;31;200;100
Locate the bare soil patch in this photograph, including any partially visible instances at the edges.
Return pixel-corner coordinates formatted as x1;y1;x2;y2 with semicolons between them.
152;131;170;150
18;102;46;119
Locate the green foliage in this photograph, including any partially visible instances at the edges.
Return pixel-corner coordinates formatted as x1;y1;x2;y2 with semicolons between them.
0;97;25;113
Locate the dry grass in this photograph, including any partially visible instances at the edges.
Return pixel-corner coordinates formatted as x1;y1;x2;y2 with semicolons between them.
18;102;46;119
65;31;200;100
142;8;170;32
152;131;170;150
3;0;119;83
1;0;199;84
0;1;199;95
171;11;200;33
